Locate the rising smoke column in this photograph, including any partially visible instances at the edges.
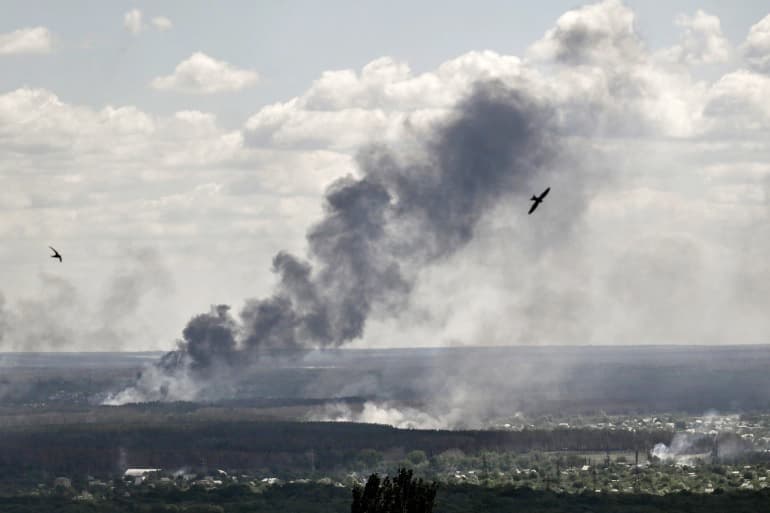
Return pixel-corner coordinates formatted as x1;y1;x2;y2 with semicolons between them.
107;80;561;403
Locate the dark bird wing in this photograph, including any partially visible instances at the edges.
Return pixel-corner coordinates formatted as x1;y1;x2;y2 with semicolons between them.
528;200;540;215
48;246;62;261
539;187;551;200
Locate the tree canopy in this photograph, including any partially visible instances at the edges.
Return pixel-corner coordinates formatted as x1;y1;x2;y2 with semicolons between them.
352;468;438;513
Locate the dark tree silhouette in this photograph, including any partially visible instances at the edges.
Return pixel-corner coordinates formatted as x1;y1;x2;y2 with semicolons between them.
352;468;438;513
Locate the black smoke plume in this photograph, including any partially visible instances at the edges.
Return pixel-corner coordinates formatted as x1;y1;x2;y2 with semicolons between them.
108;81;562;402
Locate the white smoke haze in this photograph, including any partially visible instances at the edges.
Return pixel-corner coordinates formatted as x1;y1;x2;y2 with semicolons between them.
651;411;755;464
311;402;457;431
0;247;173;352
103;362;202;405
97;0;770;417
652;433;701;463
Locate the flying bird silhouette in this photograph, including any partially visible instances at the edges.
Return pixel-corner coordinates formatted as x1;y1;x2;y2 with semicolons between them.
49;246;62;263
528;187;551;215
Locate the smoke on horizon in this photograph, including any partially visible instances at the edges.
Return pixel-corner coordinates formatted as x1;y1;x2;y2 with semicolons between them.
105;80;596;404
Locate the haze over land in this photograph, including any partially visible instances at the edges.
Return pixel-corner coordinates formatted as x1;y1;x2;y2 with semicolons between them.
4;345;770;428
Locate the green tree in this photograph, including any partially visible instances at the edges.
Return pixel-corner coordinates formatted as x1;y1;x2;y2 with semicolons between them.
351;468;438;513
358;449;384;470
406;450;427;466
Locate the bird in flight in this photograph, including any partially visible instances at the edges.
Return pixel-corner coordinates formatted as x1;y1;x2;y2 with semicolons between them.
49;246;62;263
528;187;551;215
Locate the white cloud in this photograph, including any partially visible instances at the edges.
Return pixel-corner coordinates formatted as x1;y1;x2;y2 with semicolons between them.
0;87;344;255
151;52;259;94
743;13;770;73
124;9;144;35
659;10;730;65
526;0;711;138
0;27;52;55
528;0;643;66
244;1;729;151
151;16;173;31
245;52;531;150
704;69;770;134
0;87;245;181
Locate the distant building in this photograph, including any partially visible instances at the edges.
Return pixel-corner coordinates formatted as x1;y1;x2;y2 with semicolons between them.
124;468;162;485
53;477;71;489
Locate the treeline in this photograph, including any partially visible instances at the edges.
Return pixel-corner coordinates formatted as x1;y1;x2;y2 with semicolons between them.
0;420;675;477
437;485;770;513
2;483;770;513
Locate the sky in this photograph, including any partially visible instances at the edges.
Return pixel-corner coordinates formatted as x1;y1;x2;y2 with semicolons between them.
2;0;770;352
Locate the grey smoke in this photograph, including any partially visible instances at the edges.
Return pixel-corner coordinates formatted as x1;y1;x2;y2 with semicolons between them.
6;272;79;350
100;247;174;324
0;247;172;351
111;80;581;403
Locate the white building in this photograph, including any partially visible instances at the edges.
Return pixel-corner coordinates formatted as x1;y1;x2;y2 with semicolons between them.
124;468;162;485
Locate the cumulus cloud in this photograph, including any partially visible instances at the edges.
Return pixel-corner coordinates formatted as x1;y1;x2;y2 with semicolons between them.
124;9;144;35
0;88;243;164
0;27;52;55
527;0;716;138
151;16;173;31
244;0;717;153
0;86;250;259
703;70;770;133
744;14;770;73
528;0;643;65
245;52;530;151
659;10;730;65
151;52;259;94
